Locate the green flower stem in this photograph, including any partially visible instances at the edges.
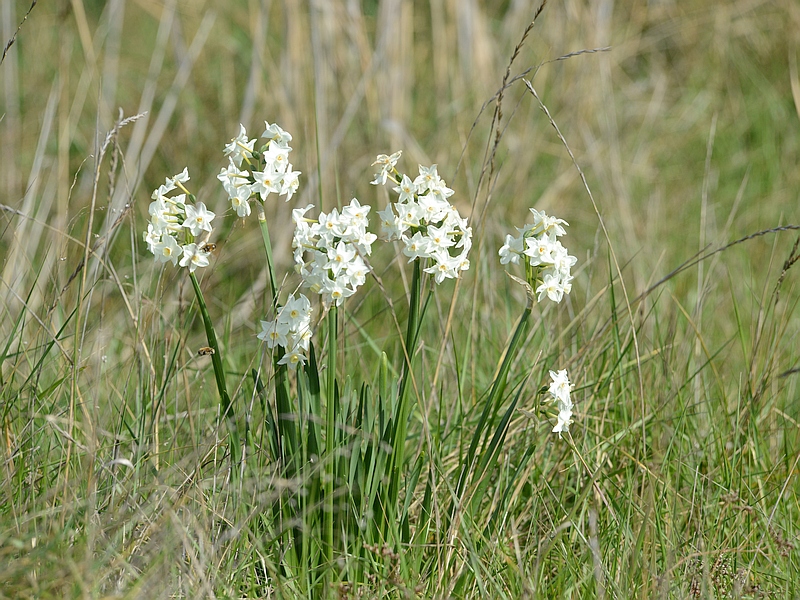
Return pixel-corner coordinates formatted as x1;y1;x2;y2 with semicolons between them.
387;260;425;530
255;203;297;467
189;272;240;470
256;203;278;305
324;305;338;570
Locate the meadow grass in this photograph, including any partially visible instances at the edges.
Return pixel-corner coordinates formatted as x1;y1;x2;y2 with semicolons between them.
1;0;799;598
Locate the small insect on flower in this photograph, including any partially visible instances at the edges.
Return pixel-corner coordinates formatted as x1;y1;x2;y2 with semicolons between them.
200;242;218;253
198;346;215;356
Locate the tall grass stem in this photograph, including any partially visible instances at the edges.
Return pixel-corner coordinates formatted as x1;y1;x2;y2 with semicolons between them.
387;260;425;535
324;305;338;578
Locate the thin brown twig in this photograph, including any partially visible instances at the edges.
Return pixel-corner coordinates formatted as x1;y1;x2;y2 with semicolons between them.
453;43;609;189
0;0;37;67
637;225;800;304
579;224;800;370
772;235;800;302
485;0;549;201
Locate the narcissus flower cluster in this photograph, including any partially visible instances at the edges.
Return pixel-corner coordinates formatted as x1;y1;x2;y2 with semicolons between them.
372;151;472;284
146;124;580;435
257;293;313;370
144;168;215;273
292;199;376;308
499;208;577;303
217;122;301;218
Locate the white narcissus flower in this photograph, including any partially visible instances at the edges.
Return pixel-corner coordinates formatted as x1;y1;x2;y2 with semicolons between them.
552;408;573;436
396;201;424;228
349;220;377;253
343;257;368;288
536;272;565;303
292;204;315;225
144;224;161;253
281;294;312;325
148;197;172;218
325;278;355;305
499;234;524;265
278;348;307;369
425;223;456;252
403;232;431;263
530;208;568;237
425;254;460;284
149;210;181;236
561;275;574;296
262;121;293;146
149;194;184;235
326;240;357;275
418;194;450;223
341;198;370;224
183;202;215;237
552;241;578;273
166;167;190;187
179;243;210;273
394;175;417;203
258;319;290;349
218;161;253;216
456;256;471;273
377;205;405;241
230;194;251;218
413;164;442;193
413;164;453;202
548;369;571;403
281;167;301;201
153;235;182;266
524;235;555;267
317;209;344;240
262;140;291;173
295;326;312;351
370;151;402;185
152;182;175;199
224;124;256;167
252;169;283;200
428;180;455;203
151;169;189;201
